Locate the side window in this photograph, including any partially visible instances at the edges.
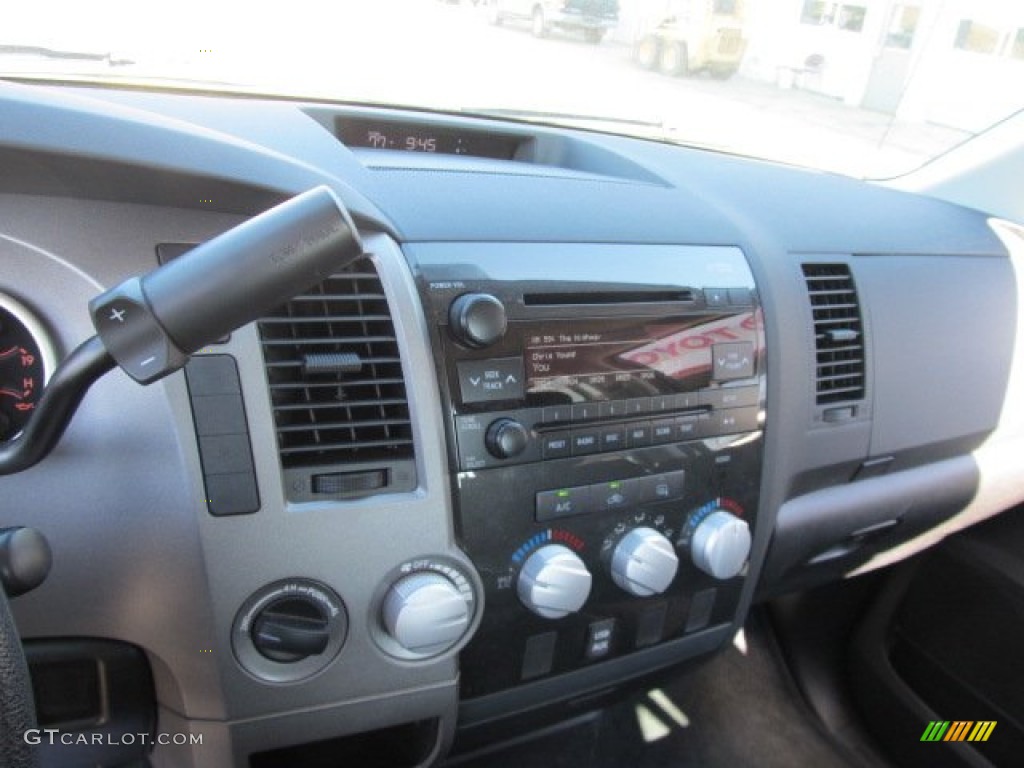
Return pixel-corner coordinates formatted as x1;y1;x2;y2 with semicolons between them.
800;2;866;33
1011;28;1024;61
954;19;1000;54
883;4;920;49
837;4;867;32
800;0;829;26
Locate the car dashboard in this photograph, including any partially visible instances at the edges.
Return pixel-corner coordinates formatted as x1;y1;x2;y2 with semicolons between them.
1;79;1023;767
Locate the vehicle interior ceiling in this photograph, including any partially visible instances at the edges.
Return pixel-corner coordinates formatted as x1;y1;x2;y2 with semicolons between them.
2;20;1024;768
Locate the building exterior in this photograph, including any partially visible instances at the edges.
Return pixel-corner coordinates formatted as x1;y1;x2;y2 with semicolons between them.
737;0;1024;131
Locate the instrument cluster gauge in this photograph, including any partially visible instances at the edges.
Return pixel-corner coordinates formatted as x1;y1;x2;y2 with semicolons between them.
0;294;57;442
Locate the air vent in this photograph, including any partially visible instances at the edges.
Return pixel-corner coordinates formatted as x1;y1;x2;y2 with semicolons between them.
802;263;866;404
258;257;414;469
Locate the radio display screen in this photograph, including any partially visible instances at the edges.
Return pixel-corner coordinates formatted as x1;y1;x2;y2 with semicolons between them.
523;313;758;404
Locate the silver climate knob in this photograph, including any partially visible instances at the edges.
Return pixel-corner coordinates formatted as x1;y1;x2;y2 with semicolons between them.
382;572;471;656
691;511;751;580
517;544;592;619
610;526;679;597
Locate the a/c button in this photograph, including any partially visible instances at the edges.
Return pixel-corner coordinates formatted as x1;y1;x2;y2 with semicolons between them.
536;485;591;522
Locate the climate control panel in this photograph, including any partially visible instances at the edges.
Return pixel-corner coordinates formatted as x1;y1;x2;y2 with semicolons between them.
455;438;761;698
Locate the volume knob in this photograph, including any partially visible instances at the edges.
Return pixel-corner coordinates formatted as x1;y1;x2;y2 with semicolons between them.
449;293;507;348
517;544;592;619
691;510;751;580
610;527;679;597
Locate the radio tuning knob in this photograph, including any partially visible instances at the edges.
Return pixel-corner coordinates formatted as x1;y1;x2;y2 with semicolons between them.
485;418;529;459
517;544;592;619
449;293;507;348
610;527;679;597
690;510;751;580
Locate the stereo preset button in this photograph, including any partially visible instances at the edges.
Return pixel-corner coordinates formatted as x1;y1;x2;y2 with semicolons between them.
542;432;571;459
571;403;601;422
652;419;676;445
536;486;591;521
571;431;601;456
626;423;652;448
542;405;571;424
599;400;629;419
688;411;715;439
677;414;700;440
457;358;525;404
600;426;627;452
711;342;755;381
674;392;699;410
607;400;629;418
651;395;674;412
625;399;651;416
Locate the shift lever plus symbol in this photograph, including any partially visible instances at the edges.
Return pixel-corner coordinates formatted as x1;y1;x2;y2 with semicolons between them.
108;307;126;323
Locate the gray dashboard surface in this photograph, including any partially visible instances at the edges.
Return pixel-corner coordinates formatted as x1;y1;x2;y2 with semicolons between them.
1;82;1006;255
0;79;1018;766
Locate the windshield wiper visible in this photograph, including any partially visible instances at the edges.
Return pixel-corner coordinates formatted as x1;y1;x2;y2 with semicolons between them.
462;106;665;130
0;44;133;67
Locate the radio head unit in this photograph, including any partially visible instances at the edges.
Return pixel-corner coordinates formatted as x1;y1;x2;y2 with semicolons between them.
409;243;766;710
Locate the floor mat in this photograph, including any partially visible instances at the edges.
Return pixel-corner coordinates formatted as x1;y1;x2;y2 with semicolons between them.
448;615;866;768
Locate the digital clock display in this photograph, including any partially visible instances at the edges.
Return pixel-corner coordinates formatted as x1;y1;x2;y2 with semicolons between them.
337;118;521;160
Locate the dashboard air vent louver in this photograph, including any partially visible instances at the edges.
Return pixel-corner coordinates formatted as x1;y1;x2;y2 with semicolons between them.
258;257;414;468
802;263;866;404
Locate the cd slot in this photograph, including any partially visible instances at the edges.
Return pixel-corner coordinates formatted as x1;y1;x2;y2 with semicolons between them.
522;290;695;306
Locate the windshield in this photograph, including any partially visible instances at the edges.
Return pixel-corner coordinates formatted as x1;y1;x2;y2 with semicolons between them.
3;0;1023;178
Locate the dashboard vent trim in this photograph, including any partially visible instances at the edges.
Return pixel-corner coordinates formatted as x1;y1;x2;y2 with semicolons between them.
802;263;866;405
258;257;414;468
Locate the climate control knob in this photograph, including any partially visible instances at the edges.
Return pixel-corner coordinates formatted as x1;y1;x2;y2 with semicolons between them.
485;418;529;459
690;510;751;580
610;527;679;597
517;544;592;619
382;572;471;656
449;292;507;348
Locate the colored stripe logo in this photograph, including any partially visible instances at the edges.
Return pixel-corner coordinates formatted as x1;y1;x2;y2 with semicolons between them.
920;721;996;742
